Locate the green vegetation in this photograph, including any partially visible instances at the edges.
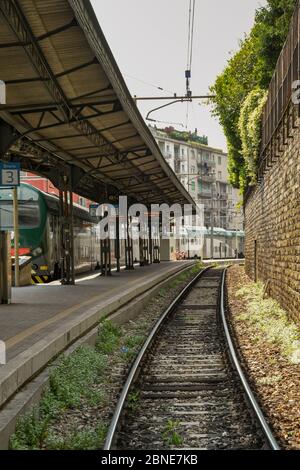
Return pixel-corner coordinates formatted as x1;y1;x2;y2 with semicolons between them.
236;282;300;364
257;374;282;386
210;0;297;191
161;127;208;146
46;425;107;451
238;88;268;185
163;420;183;447
127;390;140;412
10;345;107;450
95;320;122;355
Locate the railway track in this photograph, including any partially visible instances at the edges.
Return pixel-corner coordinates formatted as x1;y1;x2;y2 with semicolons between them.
104;267;279;450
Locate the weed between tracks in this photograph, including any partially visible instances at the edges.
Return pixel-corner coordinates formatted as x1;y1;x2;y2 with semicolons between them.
10;263;203;450
162;420;183;447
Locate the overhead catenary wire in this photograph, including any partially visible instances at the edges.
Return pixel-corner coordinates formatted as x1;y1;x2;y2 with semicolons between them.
124;73;175;95
185;0;196;127
186;0;192;70
186;0;196;72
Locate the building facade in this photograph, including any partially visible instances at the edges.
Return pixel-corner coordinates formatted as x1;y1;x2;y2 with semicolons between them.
150;126;244;259
21;172;92;209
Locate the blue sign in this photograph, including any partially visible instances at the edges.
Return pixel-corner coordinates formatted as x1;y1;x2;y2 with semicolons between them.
0;162;20;187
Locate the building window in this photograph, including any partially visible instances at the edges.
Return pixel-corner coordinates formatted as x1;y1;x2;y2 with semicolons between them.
158;141;164;152
218;156;222;165
218;171;222;180
191;166;195;174
191;181;195;192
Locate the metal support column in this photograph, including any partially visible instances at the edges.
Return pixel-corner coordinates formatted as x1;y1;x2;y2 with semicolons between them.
59;174;75;285
100;209;112;277
0;231;12;304
153;213;160;264
101;238;112;276
139;230;145;267
148;217;153;265
125;215;134;270
141;219;149;266
115;214;121;273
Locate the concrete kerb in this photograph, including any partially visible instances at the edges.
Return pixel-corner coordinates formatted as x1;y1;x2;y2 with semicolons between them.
0;262;196;447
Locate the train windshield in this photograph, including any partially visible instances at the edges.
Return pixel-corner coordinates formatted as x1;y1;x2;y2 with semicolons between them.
0;187;41;229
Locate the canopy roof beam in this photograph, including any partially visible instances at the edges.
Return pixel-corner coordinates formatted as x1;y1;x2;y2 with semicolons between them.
0;17;78;49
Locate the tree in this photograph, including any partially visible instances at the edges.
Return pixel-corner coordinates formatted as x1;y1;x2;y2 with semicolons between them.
210;0;297;191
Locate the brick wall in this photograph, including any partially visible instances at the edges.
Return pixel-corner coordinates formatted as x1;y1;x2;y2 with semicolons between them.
245;112;300;323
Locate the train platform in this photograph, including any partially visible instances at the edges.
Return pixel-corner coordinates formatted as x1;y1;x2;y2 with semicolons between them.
0;261;195;408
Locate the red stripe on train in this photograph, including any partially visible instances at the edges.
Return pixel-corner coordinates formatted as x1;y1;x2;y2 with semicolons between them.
11;248;31;256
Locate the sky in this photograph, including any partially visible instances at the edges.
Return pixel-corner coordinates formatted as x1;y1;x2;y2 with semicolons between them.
91;0;267;152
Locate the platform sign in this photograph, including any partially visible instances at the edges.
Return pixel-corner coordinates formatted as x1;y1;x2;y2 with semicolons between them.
0;162;20;187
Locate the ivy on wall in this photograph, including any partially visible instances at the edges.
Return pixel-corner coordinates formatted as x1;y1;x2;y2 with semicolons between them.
238;89;268;189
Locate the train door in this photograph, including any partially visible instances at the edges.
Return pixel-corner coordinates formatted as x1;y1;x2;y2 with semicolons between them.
51;214;61;278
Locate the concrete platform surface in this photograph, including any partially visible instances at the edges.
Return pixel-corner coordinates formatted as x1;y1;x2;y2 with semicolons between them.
1;261;193;361
0;261;194;408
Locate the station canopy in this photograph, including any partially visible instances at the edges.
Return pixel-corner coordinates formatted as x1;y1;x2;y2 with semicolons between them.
0;0;195;207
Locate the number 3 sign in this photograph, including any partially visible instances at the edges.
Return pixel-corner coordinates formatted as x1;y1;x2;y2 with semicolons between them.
0;163;20;187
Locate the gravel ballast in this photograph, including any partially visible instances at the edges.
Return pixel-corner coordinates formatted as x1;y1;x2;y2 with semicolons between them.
226;265;300;450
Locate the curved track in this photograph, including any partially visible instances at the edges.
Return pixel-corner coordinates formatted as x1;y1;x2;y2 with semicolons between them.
104;267;280;450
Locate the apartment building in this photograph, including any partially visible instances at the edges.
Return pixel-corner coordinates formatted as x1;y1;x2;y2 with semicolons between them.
150;126;244;259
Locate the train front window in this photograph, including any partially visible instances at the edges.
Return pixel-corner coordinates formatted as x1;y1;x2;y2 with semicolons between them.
0;201;40;229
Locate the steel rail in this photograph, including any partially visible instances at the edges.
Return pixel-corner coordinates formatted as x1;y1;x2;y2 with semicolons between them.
103;266;210;450
104;266;280;450
220;268;280;450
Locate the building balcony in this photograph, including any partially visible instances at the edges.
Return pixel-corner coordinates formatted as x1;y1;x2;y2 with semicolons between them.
198;191;212;200
200;174;215;183
217;193;228;200
198;160;216;170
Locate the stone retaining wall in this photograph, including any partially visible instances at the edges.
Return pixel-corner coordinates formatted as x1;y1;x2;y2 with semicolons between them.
245;111;300;323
